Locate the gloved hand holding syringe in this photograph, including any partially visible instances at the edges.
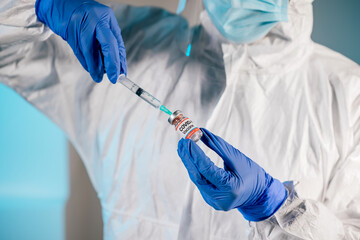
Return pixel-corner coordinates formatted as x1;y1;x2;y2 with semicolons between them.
117;74;203;141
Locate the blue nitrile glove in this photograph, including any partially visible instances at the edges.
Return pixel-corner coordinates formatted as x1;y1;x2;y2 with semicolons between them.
177;128;287;222
35;0;127;83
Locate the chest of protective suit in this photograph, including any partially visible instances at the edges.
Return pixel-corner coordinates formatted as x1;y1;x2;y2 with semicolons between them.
208;70;338;194
96;5;341;239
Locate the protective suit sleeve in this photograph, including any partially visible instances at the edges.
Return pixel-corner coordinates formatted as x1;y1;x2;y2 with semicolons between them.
251;70;360;239
0;0;52;48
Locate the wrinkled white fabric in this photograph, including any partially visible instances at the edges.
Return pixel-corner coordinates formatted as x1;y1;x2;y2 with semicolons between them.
1;0;360;239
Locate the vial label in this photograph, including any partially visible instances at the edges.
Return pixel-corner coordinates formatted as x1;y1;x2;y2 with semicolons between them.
176;118;201;139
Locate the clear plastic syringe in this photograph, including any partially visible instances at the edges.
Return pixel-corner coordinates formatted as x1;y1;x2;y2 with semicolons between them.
117;74;172;115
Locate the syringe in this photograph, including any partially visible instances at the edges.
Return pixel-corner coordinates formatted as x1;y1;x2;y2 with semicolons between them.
117;74;172;115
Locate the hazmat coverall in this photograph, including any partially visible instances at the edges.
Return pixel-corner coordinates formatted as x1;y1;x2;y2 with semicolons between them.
1;0;360;239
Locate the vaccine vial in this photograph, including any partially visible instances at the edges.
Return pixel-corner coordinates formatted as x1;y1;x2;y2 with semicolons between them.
168;110;203;142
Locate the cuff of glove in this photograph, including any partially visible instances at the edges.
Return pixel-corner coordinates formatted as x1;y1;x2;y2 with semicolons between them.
238;178;288;222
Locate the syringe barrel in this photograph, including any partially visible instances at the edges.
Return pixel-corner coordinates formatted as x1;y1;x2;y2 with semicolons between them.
118;74;140;92
117;74;161;109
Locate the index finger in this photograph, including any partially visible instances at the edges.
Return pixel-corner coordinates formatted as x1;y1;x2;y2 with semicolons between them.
200;128;248;172
180;139;232;188
96;21;120;84
109;13;127;76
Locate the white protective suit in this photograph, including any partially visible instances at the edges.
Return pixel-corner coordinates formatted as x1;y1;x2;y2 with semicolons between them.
1;0;360;239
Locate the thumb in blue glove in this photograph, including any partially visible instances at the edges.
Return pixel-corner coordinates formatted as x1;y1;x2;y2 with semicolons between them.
35;0;127;83
177;128;287;222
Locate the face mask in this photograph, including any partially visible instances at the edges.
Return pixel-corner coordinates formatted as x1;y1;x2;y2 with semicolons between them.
203;0;288;43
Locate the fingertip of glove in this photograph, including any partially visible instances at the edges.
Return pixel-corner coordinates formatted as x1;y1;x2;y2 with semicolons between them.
199;128;218;147
120;61;127;76
107;71;119;84
200;128;210;138
91;74;103;83
178;138;192;155
178;138;188;150
120;68;127;77
199;128;209;140
184;138;193;148
187;140;205;160
109;77;117;84
177;138;185;152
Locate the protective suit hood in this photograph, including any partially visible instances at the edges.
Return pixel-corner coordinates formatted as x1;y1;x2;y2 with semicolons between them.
202;0;315;74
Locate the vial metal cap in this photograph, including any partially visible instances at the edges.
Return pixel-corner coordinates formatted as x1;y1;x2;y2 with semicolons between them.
168;110;182;124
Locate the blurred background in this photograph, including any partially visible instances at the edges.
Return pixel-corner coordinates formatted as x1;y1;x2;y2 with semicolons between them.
0;0;359;239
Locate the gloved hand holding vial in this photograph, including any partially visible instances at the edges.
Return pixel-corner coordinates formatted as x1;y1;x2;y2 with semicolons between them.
118;74;286;221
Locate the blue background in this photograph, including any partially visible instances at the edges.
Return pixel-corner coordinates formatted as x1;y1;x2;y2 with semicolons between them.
0;1;359;239
0;90;68;240
312;0;360;64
